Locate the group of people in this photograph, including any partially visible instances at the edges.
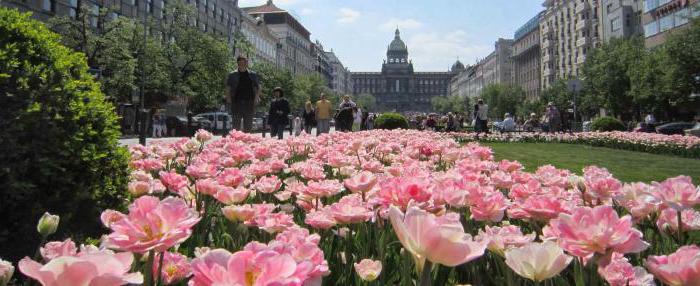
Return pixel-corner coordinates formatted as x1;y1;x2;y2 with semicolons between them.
227;56;373;139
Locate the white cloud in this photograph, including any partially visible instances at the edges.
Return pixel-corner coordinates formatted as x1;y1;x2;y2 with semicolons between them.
406;30;492;71
380;18;423;31
337;8;360;24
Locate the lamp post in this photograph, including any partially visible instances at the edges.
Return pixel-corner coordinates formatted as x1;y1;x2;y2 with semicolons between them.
567;79;582;132
138;0;148;145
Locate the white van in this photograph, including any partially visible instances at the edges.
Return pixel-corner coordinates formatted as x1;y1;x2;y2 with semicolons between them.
196;112;232;132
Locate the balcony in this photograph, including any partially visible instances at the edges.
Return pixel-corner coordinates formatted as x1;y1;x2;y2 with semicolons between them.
542;53;552;63
541;24;551;35
543;67;555;76
542;38;553;48
576;37;590;47
575;19;590;31
575;55;587;65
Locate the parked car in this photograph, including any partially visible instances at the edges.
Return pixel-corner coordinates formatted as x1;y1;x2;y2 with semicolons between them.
633;122;658;133
655;122;696;135
252;117;264;131
165;116;211;137
196;112;232;133
685;122;700;138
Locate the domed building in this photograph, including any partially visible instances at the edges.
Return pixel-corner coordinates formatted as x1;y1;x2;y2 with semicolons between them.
352;29;459;112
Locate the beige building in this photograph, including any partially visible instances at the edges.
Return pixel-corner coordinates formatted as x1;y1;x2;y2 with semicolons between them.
482;38;514;87
512;12;543;101
243;0;314;75
326;50;353;95
541;0;600;89
598;0;644;42
450;63;485;99
240;11;281;67
642;0;699;47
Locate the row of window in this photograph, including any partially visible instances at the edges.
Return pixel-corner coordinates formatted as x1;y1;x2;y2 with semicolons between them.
644;0;674;13
644;6;699;37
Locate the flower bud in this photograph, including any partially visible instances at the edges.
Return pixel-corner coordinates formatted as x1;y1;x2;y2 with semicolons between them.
37;212;59;237
0;259;13;286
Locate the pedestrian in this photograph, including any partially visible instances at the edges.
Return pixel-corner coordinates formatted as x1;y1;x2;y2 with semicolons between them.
546;102;561;133
315;93;332;135
152;110;163;138
475;99;489;136
268;87;290;140
367;114;375;130
446;113;457;132
524;113;539;132
293;115;302;136
226;56;261;133
302;101;316;135
353;106;362;131
337;95;356;132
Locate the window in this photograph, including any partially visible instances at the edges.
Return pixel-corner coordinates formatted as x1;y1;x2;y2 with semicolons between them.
611;17;621;32
675;8;689;27
68;0;77;17
42;0;54;12
89;4;99;28
659;14;674;32
147;0;153;13
126;0;136;5
644;0;657;13
644;20;659;37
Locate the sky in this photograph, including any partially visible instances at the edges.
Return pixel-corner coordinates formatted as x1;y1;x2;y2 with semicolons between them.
238;0;545;72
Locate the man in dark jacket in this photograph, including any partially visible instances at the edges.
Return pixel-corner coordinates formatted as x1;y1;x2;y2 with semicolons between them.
268;87;290;139
226;56;261;133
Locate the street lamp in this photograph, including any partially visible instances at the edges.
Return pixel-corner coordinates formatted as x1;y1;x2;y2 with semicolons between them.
567;79;582;132
138;0;148;145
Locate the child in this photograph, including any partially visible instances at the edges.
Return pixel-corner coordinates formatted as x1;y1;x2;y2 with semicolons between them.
293;116;302;136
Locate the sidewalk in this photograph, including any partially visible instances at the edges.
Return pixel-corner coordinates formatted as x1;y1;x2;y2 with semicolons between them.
119;127;335;146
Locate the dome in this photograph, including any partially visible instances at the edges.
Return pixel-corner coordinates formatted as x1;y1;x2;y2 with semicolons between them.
451;60;465;72
388;28;407;53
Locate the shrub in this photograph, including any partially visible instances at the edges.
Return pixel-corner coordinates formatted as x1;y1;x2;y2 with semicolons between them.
591;116;626;132
374;113;409;130
0;8;129;261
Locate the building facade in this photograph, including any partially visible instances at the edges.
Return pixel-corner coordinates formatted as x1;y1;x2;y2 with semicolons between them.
450;63;485;99
244;0;314;75
642;0;699;47
512;12;543;100
352;29;456;112
312;41;333;87
240;12;281;67
481;38;514;87
599;0;644;42
326;50;353;95
540;0;600;89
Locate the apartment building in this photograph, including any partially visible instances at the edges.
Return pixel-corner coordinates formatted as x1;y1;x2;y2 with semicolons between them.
481;38;515;87
512;12;543;100
642;0;699;47
240;11;281;67
325;50;353;95
540;0;600;89
599;0;644;41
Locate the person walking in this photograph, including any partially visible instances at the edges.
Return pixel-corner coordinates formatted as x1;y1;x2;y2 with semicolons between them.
268;87;290;140
226;56;261;133
337;95;356;132
475;99;489;136
315;93;332;135
302;101;316;135
546;102;561;133
353;106;362;131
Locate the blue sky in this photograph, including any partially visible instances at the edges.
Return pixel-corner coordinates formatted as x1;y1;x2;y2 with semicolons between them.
238;0;544;72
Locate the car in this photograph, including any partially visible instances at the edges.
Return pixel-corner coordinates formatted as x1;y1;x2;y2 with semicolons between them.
685;122;700;138
196;112;232;133
252;117;264;131
655;122;696;135
165;116;211;137
633;122;657;133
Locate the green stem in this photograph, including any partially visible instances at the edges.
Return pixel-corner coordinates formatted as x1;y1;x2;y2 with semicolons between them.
677;210;684;244
419;260;433;286
156;251;165;286
144;250;155;286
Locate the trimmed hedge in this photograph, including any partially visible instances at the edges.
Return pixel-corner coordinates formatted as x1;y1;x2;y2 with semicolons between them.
591;116;626;132
0;8;129;261
374;113;409;130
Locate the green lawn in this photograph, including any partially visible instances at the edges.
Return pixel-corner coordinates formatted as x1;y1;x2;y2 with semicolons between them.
483;142;700;183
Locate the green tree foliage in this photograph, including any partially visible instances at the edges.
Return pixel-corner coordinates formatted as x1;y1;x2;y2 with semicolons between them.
591;116;627;131
660;17;700;111
355;93;377;111
581;37;645;119
431;95;470;114
374;113;409;130
0;8;129;261
479;84;525;119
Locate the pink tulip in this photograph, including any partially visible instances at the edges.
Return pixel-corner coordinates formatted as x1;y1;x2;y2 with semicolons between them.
652;176;700;211
159;171;189;193
354;259;382;282
217;168;245;188
105;196;200;253
194;178;220;196
19;250;143;286
213;186;250;205
153;252;191;285
598;253;654;286
252;175;282;194
328;194;372;224
344;171;378;194
475;225;536;257
470;191;508;223
304;209;337;230
185;162;217;179
388;205;486;271
646;245;700;286
222;205;255;222
583;166;622;202
504;241;572;282
250;212;296;234
195;129;213;142
547;206;649;259
40;239;78;261
614;183;660;220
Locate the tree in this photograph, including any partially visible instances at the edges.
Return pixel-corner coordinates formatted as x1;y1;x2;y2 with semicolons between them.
431;95;469;114
581;37;645;119
356;94;377;111
480;84;525;119
660;17;700;114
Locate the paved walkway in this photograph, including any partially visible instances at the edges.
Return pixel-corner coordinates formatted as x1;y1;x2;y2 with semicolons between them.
119;127;335;146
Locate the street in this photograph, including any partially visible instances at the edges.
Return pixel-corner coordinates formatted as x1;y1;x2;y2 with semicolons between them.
118;127;336;146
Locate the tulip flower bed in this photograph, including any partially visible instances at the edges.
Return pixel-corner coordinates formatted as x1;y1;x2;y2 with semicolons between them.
4;129;700;286
453;131;700;159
